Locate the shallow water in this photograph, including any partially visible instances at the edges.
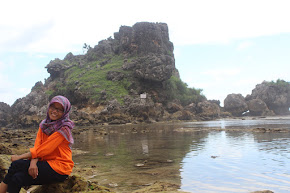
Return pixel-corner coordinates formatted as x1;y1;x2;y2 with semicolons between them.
73;117;290;193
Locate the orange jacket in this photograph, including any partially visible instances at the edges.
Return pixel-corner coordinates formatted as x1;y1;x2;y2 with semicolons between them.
30;128;74;175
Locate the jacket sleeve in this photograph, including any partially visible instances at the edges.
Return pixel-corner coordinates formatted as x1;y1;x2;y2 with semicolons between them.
30;131;65;159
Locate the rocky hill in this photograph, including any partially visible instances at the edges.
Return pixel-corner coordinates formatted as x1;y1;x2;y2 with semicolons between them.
0;23;289;129
0;22;222;128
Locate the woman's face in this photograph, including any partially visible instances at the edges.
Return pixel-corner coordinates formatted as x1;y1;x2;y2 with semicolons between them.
48;102;64;121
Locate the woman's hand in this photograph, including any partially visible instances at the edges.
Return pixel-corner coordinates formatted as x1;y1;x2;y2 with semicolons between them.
11;152;32;162
28;159;39;179
11;155;20;162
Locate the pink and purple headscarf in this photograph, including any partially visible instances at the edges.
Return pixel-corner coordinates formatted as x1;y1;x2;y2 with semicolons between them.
40;95;74;146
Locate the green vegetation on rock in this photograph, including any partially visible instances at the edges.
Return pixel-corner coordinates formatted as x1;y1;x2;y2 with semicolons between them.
52;55;132;104
164;76;205;106
270;79;290;89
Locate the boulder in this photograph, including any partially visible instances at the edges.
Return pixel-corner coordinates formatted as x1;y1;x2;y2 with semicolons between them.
10;83;49;128
0;155;11;182
86;39;114;61
196;101;220;119
106;71;124;81
0;144;12;155
115;22;173;56
184;103;197;113
166;102;183;113
249;81;290;115
31;175;112;193
46;58;72;80
132;53;175;82
224;94;248;116
116;22;175;82
247;99;275;116
124;95;155;121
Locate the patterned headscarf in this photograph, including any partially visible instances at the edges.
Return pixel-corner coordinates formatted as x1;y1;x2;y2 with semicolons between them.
40;95;74;146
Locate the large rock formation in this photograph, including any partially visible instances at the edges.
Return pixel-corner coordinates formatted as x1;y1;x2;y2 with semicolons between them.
224;80;290;116
196;101;221;120
115;22;173;56
0;22;208;128
246;81;290;115
0;102;11;126
224;94;248;116
10;82;49;128
117;22;175;82
246;99;274;116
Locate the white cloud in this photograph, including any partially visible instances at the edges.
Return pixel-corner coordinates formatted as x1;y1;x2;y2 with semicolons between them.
172;0;290;45
202;68;241;81
0;61;4;70
237;41;254;50
1;0;290;54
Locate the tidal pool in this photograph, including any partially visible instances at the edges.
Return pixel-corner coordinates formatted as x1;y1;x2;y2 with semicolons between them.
73;117;290;193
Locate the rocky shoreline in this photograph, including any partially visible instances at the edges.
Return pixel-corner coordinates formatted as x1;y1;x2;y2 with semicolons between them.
1;117;288;192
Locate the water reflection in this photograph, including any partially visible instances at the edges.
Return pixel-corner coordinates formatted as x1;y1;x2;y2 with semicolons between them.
73;119;290;193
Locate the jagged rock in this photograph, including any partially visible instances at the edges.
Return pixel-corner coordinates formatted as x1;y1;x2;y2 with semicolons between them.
224;94;248;116
115;22;173;56
116;22;175;82
46;58;72;80
123;53;175;82
124;95;155;121
106;99;122;114
248;81;290;115
170;110;195;120
184;103;197;113
0;144;12;155
196;101;220;119
166;102;183;113
31;175;112;193
132;181;181;193
64;52;74;61
86;39;115;61
106;71;124;81
208;99;220;106
0;157;6;181
10;84;49;128
247;99;275;116
0;155;11;182
0;102;11;127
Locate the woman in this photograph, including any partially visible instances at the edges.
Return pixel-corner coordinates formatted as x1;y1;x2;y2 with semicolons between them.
0;95;74;193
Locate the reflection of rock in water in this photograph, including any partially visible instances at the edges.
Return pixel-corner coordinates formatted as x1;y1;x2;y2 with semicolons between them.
141;139;149;154
72;120;290;192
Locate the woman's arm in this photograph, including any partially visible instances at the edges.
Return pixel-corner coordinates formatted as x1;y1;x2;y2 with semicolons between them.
30;132;65;159
11;152;32;162
11;152;39;178
29;158;39;179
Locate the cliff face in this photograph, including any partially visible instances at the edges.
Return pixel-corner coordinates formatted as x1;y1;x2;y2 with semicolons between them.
1;22;208;128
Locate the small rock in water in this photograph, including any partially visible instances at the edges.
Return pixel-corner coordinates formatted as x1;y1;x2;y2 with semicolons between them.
108;183;118;187
105;153;114;156
135;163;145;167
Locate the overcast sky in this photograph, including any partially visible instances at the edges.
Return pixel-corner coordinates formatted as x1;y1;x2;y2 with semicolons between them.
1;0;290;106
